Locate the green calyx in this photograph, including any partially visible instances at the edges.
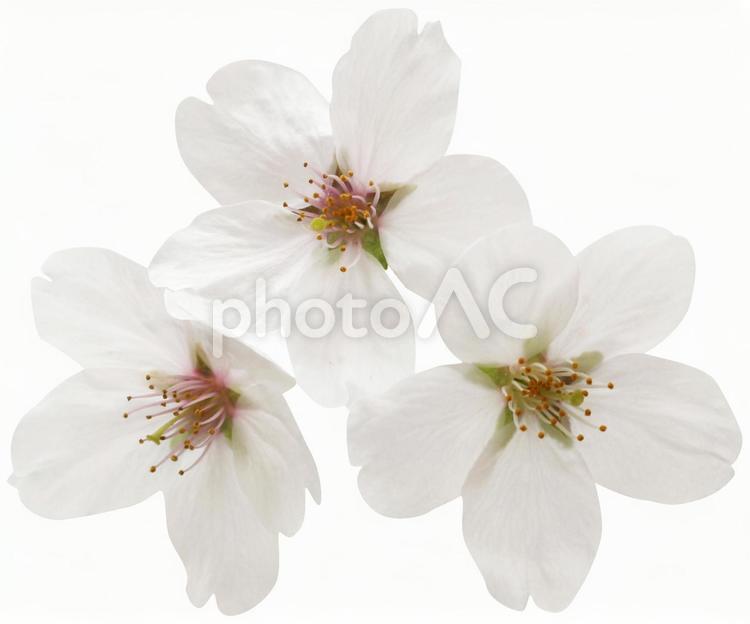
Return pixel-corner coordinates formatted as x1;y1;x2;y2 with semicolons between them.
194;349;213;376
477;365;513;388
222;417;234;441
362;229;388;269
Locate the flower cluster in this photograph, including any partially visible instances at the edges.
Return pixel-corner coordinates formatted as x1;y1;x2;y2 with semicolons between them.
10;8;741;616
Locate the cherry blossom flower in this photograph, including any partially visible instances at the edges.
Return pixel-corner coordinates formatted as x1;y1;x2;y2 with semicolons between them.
149;9;530;407
10;248;320;615
348;224;741;610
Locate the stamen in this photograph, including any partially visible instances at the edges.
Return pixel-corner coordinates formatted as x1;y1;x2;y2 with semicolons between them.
491;355;616;443
125;362;238;477
178;442;214;475
281;162;382;262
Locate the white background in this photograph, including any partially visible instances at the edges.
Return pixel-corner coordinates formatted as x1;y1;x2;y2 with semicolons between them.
1;0;749;622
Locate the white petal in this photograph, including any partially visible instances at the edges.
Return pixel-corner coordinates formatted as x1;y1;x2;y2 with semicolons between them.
549;226;695;361
287;250;415;407
462;426;601;611
11;369;176;519
164;437;279;615
245;387;321;504
33;248;188;372
573;354;741;503
380;155;531;300
231;390;320;536
348;364;501;517
331;9;460;187
149;201;317;305
438;225;579;365
177;60;334;205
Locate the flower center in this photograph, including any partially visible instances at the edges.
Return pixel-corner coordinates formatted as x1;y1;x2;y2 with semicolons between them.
122;356;239;475
480;354;614;442
282;162;386;272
